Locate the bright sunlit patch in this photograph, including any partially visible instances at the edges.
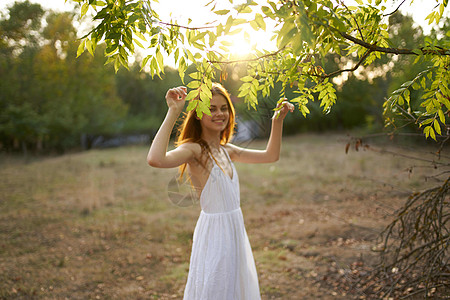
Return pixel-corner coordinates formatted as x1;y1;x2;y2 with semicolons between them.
226;32;255;58
222;26;277;59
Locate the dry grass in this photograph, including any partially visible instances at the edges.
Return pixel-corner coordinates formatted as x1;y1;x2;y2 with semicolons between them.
0;134;446;299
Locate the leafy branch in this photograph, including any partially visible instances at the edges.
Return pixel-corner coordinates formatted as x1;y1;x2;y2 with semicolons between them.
339;31;450;56
72;0;449;140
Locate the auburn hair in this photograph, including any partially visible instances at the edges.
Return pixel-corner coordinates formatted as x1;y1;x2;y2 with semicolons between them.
175;82;236;179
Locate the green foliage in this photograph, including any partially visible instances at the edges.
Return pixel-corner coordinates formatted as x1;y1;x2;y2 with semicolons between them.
0;0;44;44
0;2;127;152
74;0;449;141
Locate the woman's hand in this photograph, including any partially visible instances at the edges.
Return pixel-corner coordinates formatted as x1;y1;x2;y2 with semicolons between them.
273;98;294;121
165;86;187;113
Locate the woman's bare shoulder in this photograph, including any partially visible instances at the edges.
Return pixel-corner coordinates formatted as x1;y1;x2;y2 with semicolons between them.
177;142;202;157
224;143;242;158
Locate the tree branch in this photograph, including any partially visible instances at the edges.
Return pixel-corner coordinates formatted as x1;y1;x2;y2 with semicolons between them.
339;31;450;56
208;47;285;65
320;49;372;78
383;0;407;17
156;20;216;30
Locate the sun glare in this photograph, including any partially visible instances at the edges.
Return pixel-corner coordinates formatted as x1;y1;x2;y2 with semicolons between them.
223;28;275;59
227;33;254;58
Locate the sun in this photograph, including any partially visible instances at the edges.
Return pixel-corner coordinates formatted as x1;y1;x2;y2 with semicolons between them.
220;24;277;59
226;32;255;58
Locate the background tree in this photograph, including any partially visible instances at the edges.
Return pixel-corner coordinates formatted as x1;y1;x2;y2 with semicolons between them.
0;1;128;152
0;1;44;154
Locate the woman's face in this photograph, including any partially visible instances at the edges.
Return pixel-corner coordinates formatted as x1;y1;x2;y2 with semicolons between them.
200;94;230;133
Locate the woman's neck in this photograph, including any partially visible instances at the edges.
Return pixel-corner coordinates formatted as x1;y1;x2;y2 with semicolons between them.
201;131;222;150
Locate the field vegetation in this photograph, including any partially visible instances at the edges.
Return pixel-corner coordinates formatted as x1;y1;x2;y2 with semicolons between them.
1;134;445;299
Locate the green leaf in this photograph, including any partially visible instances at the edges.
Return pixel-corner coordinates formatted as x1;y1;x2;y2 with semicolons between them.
231;18;247;26
185;49;196;62
114;56;120;73
261;6;274;18
412;49;422;55
237;88;249;98
220;40;233;46
104;54;116;66
134;30;147;42
77;39;86;57
400;81;413;88
81;2;89;18
195;99;207;119
119;54;129;71
429;126;436;140
187;80;201;89
189;32;207;43
434;119;442;135
186;90;199;101
300;104;310;117
412;82;421;90
85;39;94;56
186;99;198;112
228;28;242;35
199;97;212;116
189;72;201;80
424;125;430;138
438;109;446;123
133;38;144;49
420;118;433;127
156;49;164;72
178;57;187;83
241;76;254;82
425;11;436;25
235;5;252;13
254;13;266;31
225;15;234;32
403;89;410;104
392;88;405;95
216;23;224;36
208;32;217;47
140;55;151;71
150;57;159;78
214;9;230;15
249;20;259;31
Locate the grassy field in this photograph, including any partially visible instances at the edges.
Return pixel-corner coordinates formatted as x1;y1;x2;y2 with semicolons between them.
0;134;446;299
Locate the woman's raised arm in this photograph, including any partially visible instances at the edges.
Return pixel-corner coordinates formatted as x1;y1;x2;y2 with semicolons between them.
147;86;196;168
226;100;294;164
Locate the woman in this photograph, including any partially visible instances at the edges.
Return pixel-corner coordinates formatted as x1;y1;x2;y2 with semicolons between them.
147;83;294;300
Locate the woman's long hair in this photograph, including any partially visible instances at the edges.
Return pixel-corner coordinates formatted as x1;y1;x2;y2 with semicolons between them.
175;82;236;179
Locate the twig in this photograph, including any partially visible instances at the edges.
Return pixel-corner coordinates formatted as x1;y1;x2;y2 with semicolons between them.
319;49;372;78
357;178;450;299
156;20;216;30
367;145;450;166
208;47;285;65
383;0;407;17
338;0;366;42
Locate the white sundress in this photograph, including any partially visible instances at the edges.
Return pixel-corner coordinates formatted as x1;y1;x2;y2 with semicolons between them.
183;146;261;300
